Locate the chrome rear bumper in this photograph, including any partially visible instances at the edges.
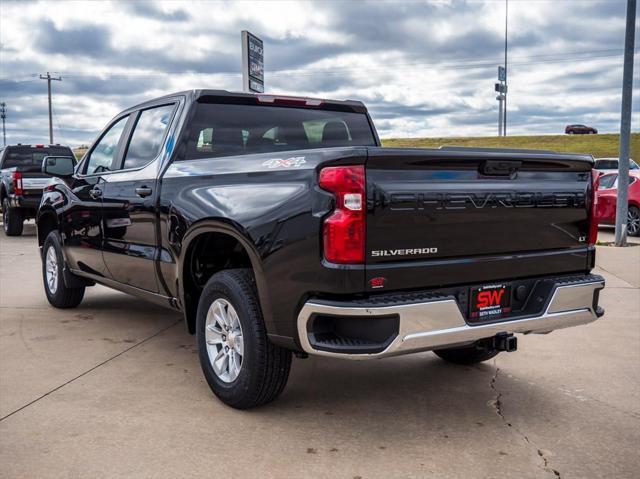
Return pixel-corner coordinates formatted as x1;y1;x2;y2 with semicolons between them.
296;277;605;359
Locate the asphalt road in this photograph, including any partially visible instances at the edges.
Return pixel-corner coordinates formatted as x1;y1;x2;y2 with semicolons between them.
1;223;639;479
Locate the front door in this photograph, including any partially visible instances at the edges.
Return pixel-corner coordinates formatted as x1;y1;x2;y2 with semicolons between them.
63;114;131;278
101;103;177;293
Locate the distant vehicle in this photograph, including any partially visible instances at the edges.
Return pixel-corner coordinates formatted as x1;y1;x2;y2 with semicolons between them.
594;157;639;174
565;124;598;135
596;171;640;236
0;144;75;236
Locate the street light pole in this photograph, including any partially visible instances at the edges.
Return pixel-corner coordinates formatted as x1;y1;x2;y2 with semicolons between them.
503;0;508;136
614;0;636;246
0;103;6;147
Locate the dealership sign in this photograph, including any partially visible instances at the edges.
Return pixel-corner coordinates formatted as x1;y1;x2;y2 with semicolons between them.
242;30;264;93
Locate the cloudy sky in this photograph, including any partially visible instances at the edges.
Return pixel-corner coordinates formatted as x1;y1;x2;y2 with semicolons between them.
0;0;637;147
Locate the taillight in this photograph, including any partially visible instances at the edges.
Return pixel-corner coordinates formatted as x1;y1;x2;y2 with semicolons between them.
319;165;365;264
13;171;23;196
588;169;600;246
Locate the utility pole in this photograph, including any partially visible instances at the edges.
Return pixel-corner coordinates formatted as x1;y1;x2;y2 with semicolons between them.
503;0;508;136
39;72;61;144
0;103;6;146
614;0;636;247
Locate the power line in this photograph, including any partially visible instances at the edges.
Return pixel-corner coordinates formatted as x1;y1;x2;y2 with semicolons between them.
51;100;66;146
15;48;624;81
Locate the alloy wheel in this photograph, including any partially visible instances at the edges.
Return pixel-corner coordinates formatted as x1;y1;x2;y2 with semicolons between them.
205;298;244;383
45;245;59;294
628;208;640;236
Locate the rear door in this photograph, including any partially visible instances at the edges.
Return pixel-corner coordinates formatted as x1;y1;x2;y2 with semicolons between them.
364;148;594;291
100;102;177;292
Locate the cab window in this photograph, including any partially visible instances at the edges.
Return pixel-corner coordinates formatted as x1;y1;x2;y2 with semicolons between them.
598;174;617;189
122;104;176;170
84;116;129;175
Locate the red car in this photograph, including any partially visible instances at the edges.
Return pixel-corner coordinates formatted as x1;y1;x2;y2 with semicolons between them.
565;124;598;134
596;170;640;236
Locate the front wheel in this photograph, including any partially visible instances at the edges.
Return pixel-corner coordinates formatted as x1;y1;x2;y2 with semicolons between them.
628;206;640;237
2;198;24;236
196;269;292;409
434;341;499;365
42;231;85;308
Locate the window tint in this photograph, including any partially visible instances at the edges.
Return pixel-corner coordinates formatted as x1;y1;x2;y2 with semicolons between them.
85;116;129;175
630;160;639;170
595;159;618;170
598;174;617;189
613;175;636;189
2;146;74;169
122;104;175;170
185;103;376;160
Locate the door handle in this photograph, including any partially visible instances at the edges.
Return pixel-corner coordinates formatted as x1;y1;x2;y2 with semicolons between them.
89;187;102;199
135;186;152;198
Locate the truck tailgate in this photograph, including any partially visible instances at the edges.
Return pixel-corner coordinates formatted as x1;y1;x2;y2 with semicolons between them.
365;147;595;292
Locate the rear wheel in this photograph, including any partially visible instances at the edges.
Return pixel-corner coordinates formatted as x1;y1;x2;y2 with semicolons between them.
628;206;640;236
434;341;499;365
42;231;85;308
196;269;292;409
2;198;24;236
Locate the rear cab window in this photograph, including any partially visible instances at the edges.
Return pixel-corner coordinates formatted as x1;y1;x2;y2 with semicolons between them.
1;146;74;171
595;160;618;170
185;101;376;160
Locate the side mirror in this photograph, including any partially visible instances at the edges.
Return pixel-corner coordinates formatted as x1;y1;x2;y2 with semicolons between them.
42;155;76;178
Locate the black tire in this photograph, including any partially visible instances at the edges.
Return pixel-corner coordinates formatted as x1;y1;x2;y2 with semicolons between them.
42;231;85;308
196;269;292;409
628;206;640;237
2;198;24;236
434;341;499;365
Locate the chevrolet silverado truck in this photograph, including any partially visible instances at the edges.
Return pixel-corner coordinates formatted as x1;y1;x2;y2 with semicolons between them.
36;90;605;409
1;144;74;236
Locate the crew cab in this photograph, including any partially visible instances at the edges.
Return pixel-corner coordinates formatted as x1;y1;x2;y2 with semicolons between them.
1;144;74;236
37;90;605;409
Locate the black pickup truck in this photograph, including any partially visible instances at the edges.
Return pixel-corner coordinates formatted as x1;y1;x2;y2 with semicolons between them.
1;144;74;236
37;90;605;409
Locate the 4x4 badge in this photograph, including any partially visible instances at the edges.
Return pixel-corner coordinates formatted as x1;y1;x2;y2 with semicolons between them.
262;157;306;169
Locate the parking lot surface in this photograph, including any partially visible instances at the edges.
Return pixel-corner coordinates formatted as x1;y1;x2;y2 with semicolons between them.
1;223;639;479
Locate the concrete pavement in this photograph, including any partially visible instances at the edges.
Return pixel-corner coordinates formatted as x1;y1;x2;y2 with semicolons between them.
1;223;639;479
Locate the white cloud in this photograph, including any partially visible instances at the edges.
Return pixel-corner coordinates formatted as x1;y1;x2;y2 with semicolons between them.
0;0;636;146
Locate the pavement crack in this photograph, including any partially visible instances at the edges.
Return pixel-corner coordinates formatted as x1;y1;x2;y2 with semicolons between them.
538;449;562;478
490;362;562;479
0;319;181;422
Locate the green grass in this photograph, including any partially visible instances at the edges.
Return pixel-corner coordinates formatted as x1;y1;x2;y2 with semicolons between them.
382;133;639;160
73;133;638;161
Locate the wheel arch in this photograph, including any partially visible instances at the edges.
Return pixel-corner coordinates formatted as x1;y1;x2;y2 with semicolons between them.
36;207;60;248
178;219;273;335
